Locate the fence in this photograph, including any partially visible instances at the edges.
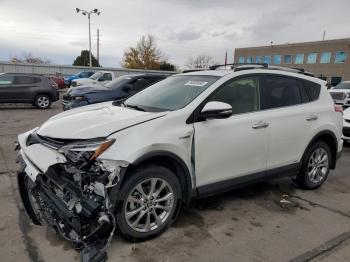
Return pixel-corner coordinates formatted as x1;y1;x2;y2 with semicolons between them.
0;61;176;77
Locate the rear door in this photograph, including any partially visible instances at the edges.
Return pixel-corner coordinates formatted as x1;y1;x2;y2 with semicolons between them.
12;75;40;102
260;74;313;169
0;74;16;102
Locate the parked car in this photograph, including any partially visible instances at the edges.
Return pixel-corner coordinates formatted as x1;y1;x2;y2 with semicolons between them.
71;71;115;87
64;71;95;87
343;107;350;143
16;65;343;261
62;74;168;110
328;81;350;107
49;75;66;89
0;73;59;109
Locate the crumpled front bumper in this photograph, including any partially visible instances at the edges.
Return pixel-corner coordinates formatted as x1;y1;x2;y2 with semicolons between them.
16;129;128;262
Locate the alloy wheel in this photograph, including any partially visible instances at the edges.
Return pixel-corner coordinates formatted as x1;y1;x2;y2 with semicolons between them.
37;96;50;108
307;148;329;183
125;178;174;233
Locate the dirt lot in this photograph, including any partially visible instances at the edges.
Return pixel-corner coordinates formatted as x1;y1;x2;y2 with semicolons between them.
0;97;350;262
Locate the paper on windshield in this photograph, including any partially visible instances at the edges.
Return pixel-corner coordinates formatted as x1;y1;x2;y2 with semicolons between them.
184;81;208;87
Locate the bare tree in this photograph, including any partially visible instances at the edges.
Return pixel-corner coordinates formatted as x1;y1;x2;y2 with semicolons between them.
122;34;166;70
9;53;51;64
186;55;214;69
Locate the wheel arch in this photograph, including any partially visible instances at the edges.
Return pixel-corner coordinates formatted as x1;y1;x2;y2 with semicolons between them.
303;130;338;169
122;151;195;205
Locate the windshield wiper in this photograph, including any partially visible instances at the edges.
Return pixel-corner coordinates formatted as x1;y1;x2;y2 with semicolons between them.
123;103;146;112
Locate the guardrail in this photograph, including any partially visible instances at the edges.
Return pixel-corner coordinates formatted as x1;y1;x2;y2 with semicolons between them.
0;61;177;77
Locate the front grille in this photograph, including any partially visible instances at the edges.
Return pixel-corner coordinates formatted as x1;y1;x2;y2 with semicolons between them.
63;93;71;101
343;127;350;137
330;92;345;100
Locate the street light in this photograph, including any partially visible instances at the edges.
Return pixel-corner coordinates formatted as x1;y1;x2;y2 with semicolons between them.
76;8;100;67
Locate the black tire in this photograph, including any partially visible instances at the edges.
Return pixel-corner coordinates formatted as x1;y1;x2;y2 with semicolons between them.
115;165;182;242
34;94;51;109
294;141;332;189
17;172;42;225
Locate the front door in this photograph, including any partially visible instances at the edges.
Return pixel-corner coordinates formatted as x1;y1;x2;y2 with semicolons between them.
194;76;270;187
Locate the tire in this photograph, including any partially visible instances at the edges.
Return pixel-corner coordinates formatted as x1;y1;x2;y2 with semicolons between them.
35;94;51;109
115;165;182;241
17;172;42;225
294;141;332;189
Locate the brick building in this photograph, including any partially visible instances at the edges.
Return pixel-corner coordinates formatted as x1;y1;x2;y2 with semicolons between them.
234;38;350;85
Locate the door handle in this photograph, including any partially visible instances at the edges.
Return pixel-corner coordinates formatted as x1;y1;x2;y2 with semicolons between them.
252;121;269;129
306;115;318;121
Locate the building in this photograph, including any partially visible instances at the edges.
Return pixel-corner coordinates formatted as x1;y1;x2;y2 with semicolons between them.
234;38;350;85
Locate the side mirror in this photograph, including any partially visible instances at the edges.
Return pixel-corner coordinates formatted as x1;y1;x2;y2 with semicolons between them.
200;101;232;120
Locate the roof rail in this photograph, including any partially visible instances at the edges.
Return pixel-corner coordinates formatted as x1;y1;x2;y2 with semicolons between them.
209;63;268;70
209;63;314;77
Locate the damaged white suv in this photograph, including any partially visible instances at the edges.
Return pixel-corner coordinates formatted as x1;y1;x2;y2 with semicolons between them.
16;65;343;261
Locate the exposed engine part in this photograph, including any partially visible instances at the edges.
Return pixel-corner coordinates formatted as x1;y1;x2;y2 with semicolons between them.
19;152;128;262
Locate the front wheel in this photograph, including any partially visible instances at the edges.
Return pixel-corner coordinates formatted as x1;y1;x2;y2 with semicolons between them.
294;141;332;189
115;165;182;241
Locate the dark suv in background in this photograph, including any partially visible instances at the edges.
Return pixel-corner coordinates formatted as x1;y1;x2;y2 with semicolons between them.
0;73;59;109
62;73;168;110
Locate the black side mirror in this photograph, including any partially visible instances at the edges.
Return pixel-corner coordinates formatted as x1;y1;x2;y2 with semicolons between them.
200;101;233;120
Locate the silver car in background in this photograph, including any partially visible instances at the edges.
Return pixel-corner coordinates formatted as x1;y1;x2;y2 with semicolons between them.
329;81;350;107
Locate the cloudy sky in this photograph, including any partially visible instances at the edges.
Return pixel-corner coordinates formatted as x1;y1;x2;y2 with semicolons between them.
1;0;350;68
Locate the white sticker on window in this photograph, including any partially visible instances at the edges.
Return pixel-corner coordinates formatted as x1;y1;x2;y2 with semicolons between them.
184;81;208;87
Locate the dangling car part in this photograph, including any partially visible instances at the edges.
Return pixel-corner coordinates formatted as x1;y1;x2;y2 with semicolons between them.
16;132;128;262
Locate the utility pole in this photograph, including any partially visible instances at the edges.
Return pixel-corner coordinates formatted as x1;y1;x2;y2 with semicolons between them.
323;30;326;41
76;8;101;67
97;29;100;66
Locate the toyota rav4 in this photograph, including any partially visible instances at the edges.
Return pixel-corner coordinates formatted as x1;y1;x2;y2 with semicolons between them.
16;65;343;261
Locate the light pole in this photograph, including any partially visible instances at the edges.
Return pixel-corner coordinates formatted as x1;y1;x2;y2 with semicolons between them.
76;8;100;67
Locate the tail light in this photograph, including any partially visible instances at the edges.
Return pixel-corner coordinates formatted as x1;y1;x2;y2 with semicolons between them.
334;104;343;113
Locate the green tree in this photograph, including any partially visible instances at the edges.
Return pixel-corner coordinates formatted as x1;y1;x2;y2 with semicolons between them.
159;61;177;71
122;34;164;70
73;50;100;67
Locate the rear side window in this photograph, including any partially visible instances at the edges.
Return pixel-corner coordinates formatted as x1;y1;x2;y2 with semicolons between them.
0;75;15;85
15;76;39;84
129;78;154;91
301;80;321;101
261;75;301;109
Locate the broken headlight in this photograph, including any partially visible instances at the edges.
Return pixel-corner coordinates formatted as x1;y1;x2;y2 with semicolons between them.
58;138;115;163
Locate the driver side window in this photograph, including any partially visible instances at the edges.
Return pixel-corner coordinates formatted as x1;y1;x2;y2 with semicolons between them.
209;76;260;115
0;75;15;85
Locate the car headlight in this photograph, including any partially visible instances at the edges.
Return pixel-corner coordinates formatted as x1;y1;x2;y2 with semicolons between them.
72;96;86;101
59;138;115;162
346;93;350;98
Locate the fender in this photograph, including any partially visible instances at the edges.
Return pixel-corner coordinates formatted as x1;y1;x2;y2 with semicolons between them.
132;150;196;203
303;130;338;168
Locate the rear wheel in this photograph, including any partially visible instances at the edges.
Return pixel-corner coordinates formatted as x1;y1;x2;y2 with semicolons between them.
115;165;182;241
294;141;331;189
35;94;51;109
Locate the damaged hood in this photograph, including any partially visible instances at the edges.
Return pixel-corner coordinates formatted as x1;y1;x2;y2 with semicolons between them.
37;102;167;139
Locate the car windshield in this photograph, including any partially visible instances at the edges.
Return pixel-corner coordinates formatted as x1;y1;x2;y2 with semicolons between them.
333;82;350;89
124;75;219;111
105;75;133;89
89;72;103;80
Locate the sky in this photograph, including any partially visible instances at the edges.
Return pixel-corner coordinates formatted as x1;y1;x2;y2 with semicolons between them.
1;0;350;68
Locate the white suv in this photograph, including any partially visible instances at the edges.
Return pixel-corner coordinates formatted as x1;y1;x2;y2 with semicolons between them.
16;65;343;261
